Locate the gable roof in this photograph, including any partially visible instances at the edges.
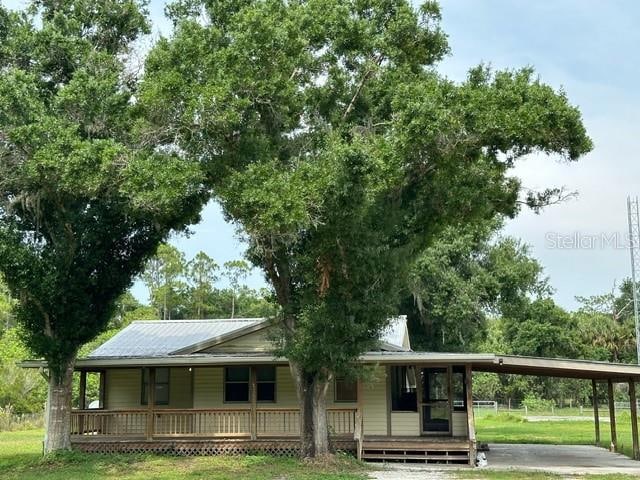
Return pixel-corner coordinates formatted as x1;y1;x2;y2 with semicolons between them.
88;318;266;358
87;315;410;359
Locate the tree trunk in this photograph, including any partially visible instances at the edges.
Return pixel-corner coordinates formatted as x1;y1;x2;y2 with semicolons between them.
291;363;331;458
43;359;75;453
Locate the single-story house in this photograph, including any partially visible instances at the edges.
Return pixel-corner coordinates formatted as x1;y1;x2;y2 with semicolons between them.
20;316;640;464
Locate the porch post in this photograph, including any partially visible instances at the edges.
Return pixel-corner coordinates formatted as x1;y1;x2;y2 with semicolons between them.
607;379;617;452
629;378;639;460
250;367;257;440
465;365;476;467
79;370;87;409
78;370;87;434
146;367;156;441
592;379;600;446
355;379;364;460
385;366;392;436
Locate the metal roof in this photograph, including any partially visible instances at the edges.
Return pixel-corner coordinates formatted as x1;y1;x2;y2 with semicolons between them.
87;316;410;359
88;318;266;358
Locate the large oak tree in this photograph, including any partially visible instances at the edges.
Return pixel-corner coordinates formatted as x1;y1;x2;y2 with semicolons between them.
0;0;206;451
141;0;592;457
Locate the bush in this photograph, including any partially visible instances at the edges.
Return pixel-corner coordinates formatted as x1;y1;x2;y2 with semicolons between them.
521;394;555;412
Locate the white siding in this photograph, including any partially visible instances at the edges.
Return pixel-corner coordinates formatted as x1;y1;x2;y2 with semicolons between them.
205;330;273;353
276;366;297;407
452;411;468;437
193;367;224;408
105;369;141;409
361;366;388;435
391;412;420;436
170;368;193;408
105;368;193;409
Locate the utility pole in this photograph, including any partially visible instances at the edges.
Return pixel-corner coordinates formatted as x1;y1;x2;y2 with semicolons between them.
627;196;640;364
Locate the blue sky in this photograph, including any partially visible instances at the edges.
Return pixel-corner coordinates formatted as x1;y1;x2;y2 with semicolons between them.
3;0;639;309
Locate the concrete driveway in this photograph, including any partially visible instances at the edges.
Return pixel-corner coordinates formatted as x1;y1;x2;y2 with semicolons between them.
485;443;640;475
367;443;640;478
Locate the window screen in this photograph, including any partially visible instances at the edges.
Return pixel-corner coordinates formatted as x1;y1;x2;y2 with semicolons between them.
390;366;417;412
256;366;276;402
141;367;170;405
225;367;250;402
335;377;357;402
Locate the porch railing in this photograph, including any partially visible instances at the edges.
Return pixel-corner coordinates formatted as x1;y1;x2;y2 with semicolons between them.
70;407;356;439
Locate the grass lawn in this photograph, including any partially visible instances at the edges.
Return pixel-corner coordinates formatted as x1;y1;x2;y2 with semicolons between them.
0;429;367;480
1;427;638;480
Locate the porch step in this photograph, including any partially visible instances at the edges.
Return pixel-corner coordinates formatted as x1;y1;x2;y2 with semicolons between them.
361;440;470;464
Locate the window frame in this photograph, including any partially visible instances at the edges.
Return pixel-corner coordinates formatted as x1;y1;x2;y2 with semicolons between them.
452;366;467;412
390;365;418;412
255;366;277;403
224;366;251;403
334;377;358;403
141;367;170;406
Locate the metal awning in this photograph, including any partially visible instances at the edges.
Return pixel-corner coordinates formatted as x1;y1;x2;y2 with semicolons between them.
19;352;640;381
473;355;640;381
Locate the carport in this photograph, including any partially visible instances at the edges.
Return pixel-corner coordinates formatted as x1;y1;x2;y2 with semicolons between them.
473;355;640;460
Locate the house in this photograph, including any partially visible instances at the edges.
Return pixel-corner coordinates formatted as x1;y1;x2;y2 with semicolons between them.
20;316;640;464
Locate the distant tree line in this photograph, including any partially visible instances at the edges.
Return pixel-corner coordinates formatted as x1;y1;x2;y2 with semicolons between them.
404;221;639;407
0;245;276;414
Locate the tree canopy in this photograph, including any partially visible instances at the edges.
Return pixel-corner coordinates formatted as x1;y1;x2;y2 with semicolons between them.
142;0;592;456
0;0;207;451
404;221;550;352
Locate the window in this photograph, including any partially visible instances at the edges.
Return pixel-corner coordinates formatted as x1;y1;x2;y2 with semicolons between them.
335;377;357;402
391;366;417;412
141;368;169;405
452;366;466;411
256;366;276;402
225;367;250;402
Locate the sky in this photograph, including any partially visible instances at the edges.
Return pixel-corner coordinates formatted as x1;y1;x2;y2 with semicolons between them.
2;0;639;309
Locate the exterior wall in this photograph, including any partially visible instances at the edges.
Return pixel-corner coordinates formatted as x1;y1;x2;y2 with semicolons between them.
105;369;141;410
203;330;272;353
452;411;468;437
361;366;388;435
193;367;224;407
103;364;468;439
391;412;420;436
105;368;193;409
192;365;357;409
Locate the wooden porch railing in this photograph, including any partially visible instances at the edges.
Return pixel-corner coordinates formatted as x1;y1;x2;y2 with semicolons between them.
70;407;356;439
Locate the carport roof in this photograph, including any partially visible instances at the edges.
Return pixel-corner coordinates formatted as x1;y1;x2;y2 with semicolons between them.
19;351;640;381
473;354;640;381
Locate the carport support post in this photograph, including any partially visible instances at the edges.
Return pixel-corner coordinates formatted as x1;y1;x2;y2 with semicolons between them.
608;379;617;452
465;365;476;466
628;378;639;460
592;379;600;446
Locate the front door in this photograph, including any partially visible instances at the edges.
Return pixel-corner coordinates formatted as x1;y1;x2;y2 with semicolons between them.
421;367;451;435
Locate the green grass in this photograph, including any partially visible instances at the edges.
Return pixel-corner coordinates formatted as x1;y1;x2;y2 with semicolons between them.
1;426;638;480
0;430;367;480
475;412;637;459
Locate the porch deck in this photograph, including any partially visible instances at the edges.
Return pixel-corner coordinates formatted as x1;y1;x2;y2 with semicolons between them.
69;408;471;463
